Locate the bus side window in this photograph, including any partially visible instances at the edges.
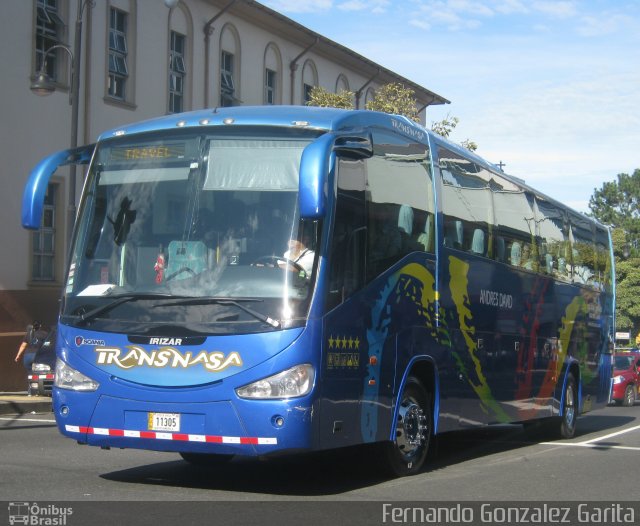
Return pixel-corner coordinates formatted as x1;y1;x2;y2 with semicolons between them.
471;228;485;256
327;159;366;311
495;236;506;263
510;241;521;266
366;131;433;280
569;213;596;286
534;196;570;281
444;218;463;249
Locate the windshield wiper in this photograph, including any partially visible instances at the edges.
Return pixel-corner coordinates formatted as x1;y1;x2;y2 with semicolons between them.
76;293;181;325
154;297;281;329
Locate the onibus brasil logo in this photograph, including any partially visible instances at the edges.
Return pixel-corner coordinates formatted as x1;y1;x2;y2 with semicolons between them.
8;502;72;525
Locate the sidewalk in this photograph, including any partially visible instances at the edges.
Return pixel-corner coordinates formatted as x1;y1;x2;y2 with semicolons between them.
0;392;53;415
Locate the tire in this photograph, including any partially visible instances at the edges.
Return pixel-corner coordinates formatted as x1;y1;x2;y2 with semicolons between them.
558;372;578;439
179;452;234;466
622;385;636;407
380;376;432;477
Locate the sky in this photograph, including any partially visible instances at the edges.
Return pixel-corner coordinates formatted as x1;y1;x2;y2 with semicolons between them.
261;0;640;212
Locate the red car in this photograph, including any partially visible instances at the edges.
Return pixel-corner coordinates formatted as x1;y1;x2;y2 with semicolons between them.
611;351;640;406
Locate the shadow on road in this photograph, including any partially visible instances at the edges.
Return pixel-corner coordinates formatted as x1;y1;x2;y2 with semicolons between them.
100;411;636;496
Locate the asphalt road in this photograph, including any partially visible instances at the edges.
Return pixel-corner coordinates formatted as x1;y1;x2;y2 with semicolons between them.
2;403;639;525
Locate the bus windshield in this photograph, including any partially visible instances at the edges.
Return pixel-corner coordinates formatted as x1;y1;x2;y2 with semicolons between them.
62;128;323;334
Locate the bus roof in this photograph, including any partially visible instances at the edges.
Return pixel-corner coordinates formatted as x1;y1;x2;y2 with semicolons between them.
97;106;414;141
96;105;605;229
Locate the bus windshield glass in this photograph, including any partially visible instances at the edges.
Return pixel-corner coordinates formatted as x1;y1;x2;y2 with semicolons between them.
62;128;323;334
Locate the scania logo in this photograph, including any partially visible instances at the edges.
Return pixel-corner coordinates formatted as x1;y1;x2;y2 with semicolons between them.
75;336;106;347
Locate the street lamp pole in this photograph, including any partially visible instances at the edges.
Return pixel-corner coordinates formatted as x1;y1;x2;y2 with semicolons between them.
31;0;178;253
67;0;89;253
30;1;93;253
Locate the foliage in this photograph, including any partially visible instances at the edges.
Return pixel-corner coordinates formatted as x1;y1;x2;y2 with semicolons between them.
460;139;478;152
612;229;640;335
589;169;640;243
430;113;477;151
305;86;355;109
365;82;421;123
591;177;640;337
306;84;477;151
430;114;459;138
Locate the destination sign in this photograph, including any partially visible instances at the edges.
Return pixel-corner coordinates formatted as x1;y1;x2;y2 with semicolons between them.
111;143;186;161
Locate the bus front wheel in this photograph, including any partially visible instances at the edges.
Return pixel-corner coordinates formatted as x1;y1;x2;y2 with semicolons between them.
380;376;432;477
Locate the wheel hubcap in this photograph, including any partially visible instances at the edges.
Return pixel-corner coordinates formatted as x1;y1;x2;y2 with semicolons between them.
395;398;428;458
565;383;575;425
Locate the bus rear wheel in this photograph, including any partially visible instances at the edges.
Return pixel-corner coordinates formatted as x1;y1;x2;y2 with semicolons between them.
558;372;578;439
179;452;234;466
380;376;431;477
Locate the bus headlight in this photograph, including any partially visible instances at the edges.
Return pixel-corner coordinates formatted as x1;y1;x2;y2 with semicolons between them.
55;360;99;391
236;364;314;399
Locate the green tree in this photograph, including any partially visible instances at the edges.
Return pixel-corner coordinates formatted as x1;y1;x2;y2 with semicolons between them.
307;83;477;151
430;113;477;151
610;228;640;340
364;82;420;123
589;170;640;341
305;86;355;109
589;169;640;244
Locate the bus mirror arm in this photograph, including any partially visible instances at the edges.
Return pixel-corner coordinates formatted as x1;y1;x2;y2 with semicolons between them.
333;134;373;160
299;132;372;219
22;144;95;229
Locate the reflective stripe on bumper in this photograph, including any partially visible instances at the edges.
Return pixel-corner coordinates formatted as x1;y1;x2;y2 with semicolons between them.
64;424;277;445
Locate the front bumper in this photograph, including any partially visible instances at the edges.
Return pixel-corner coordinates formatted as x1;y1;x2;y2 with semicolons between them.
54;389;315;456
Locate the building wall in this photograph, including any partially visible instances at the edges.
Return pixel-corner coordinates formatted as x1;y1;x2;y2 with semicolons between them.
0;0;446;389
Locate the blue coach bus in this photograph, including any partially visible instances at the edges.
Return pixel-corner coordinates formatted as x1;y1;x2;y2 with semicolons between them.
22;107;614;476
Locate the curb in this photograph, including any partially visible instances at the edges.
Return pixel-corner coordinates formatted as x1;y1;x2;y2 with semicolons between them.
0;398;53;416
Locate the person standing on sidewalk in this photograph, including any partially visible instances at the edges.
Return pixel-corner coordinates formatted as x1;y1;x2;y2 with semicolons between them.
14;321;48;395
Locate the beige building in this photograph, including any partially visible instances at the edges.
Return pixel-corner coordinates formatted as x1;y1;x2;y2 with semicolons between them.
0;0;448;389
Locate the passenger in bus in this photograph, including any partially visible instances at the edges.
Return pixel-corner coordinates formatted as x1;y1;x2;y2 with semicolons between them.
284;238;315;276
521;243;534;270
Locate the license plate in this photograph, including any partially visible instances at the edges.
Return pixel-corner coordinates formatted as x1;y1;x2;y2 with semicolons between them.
148;412;181;432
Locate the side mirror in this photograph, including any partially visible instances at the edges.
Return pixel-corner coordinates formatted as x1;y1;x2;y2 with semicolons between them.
22;144;94;229
299;132;372;219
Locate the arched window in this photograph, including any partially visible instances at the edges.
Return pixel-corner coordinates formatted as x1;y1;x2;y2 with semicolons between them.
335;74;350;93
263;42;282;105
219;23;241;106
301;59;318;105
106;0;137;105
33;0;68;84
364;87;376;108
168;2;193;113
